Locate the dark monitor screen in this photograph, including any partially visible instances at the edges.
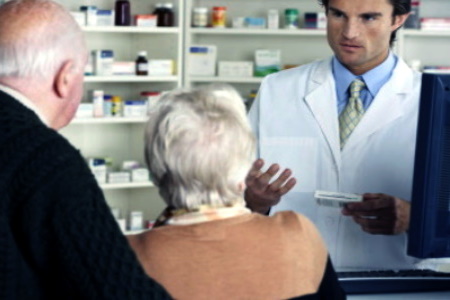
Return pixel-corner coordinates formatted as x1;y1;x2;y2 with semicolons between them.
408;73;450;259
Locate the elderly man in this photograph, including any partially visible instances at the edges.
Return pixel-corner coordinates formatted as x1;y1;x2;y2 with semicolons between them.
0;1;170;298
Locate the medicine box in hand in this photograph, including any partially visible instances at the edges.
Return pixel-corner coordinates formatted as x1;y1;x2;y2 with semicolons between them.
314;190;362;208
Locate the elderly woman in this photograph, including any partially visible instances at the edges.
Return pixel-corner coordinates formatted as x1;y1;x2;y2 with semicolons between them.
127;84;345;300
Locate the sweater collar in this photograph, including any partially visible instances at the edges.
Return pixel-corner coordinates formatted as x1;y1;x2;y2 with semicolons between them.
0;84;49;126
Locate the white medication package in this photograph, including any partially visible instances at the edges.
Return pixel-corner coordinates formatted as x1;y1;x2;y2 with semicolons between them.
314;190;362;208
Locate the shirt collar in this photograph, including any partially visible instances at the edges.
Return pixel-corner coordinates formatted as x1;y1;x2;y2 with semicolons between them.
0;84;49;126
333;51;397;98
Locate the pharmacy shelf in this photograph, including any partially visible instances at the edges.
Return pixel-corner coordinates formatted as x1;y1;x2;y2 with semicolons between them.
401;29;450;37
82;26;180;34
190;76;264;83
100;181;155;190
84;75;179;82
71;117;148;124
190;28;326;36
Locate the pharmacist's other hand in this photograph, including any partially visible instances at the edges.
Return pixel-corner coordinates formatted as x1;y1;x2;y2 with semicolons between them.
342;193;410;235
244;159;296;215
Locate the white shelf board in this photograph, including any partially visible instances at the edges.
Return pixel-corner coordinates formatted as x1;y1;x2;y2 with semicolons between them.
82;26;180;34
84;75;179;82
100;181;155;190
189;76;264;83
189;28;326;36
71;117;148;124
402;29;450;37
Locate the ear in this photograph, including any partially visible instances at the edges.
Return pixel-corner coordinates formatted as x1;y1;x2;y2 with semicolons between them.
53;60;75;99
392;13;410;31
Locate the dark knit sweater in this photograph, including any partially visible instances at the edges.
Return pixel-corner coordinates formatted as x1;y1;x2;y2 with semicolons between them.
0;91;171;299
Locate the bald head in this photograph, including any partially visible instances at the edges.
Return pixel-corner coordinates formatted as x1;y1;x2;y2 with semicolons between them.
0;0;86;79
0;0;87;130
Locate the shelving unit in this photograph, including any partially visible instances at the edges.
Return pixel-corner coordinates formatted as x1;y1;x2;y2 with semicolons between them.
84;75;179;83
59;0;184;225
55;0;450;228
397;29;450;69
183;0;332;97
395;0;450;70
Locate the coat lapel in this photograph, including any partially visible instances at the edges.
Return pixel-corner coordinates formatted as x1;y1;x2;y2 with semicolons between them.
343;59;415;151
304;58;341;170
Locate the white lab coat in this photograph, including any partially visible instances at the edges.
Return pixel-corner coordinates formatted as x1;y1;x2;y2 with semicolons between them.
248;57;422;270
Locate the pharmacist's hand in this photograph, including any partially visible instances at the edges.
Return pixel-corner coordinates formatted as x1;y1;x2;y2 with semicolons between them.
342;193;410;235
244;159;296;215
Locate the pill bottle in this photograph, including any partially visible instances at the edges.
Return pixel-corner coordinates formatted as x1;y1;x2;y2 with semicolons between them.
155;3;175;27
212;6;227;28
115;0;131;26
103;94;113;117
111;96;123;117
136;51;149;76
193;7;208;27
404;1;420;29
284;8;299;29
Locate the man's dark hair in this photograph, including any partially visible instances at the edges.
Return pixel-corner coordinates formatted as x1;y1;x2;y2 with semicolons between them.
318;0;411;47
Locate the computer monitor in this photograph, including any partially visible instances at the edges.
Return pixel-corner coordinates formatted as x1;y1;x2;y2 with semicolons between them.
408;73;450;259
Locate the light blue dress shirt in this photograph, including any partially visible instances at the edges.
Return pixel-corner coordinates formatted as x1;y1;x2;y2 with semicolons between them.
333;52;398;115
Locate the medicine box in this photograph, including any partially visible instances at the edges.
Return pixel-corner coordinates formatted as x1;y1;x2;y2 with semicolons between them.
218;61;254;77
80;6;97;26
93;50;114;76
245;17;266;29
70;11;86;26
117;218;127;233
113;61;135;75
131;168;150;182
84;54;94;76
123;100;147;117
148;59;174;76
96;9;114;26
108;171;131;184
76;103;94;118
135;14;157;27
232;17;246;28
317;12;327;29
304;12;317;29
188;45;217;76
254;49;281;77
122;160;141;170
87;157;107;184
91;90;104;117
267;9;279;29
129;211;144;231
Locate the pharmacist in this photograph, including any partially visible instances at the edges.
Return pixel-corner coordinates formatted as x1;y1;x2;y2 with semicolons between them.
245;0;420;271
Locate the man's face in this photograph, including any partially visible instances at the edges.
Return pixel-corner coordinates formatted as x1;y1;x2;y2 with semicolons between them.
326;0;407;75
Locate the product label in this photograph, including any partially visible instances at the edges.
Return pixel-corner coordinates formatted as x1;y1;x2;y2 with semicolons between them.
138;64;148;72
